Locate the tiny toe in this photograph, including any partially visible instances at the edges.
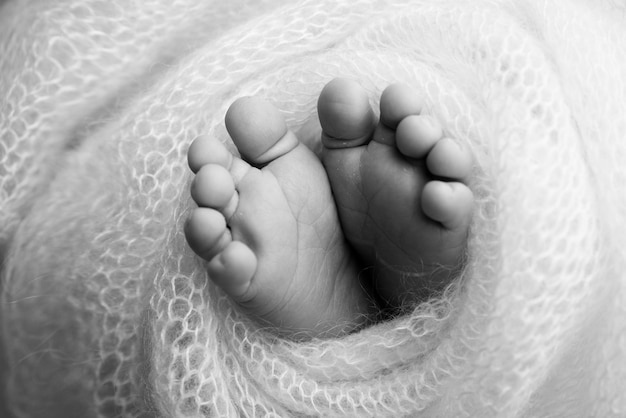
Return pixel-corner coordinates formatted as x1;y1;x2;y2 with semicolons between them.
426;138;473;180
191;164;238;216
207;241;258;301
395;115;443;159
188;135;233;173
318;78;376;149
225;97;299;166
185;208;232;261
379;84;423;129
421;181;473;230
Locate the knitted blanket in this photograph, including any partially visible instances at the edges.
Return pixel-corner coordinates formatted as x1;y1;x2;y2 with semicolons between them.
1;0;625;416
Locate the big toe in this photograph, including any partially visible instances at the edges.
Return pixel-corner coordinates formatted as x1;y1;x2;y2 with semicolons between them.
318;78;376;149
225;97;299;165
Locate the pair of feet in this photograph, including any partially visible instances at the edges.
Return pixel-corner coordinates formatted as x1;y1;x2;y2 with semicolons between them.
185;78;473;339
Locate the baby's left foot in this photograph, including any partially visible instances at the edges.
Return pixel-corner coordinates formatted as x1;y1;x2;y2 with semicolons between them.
319;79;474;311
185;97;374;339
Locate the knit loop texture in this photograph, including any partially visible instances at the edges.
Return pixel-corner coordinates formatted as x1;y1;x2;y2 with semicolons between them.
1;0;625;417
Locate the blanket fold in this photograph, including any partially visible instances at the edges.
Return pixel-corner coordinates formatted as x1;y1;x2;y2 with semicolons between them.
1;0;625;416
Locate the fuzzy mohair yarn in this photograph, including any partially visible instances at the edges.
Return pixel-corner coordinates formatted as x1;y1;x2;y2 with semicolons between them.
1;0;625;416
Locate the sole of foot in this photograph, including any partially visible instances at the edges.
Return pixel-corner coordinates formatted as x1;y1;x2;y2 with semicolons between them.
318;78;474;312
185;96;375;339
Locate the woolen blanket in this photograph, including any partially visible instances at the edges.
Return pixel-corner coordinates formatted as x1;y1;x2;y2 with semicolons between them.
1;0;625;416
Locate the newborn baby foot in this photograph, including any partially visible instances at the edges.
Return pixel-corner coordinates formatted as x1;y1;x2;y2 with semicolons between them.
319;79;473;313
185;97;374;339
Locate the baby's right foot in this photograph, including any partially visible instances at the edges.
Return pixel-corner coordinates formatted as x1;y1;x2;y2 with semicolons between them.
319;79;474;312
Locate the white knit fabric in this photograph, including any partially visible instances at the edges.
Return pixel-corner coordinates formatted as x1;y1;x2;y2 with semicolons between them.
1;0;625;416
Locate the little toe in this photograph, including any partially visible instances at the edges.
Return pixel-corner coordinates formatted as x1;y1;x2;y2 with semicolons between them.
426;138;473;181
185;207;232;262
207;241;258;302
225;97;299;166
421;180;474;230
188;135;233;173
190;164;238;218
318;78;376;149
395;115;444;159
